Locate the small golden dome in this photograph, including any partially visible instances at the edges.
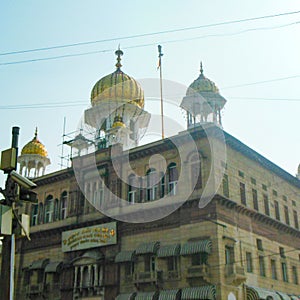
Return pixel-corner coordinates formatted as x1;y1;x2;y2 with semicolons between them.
186;62;219;96
21;128;48;157
112;115;126;128
90;48;144;108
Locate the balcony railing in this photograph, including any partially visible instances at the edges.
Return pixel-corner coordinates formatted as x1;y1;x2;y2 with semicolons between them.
225;263;246;285
166;270;180;280
187;264;209;278
26;283;44;295
133;270;163;285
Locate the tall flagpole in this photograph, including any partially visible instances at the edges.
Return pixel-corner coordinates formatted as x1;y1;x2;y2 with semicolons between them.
158;45;165;139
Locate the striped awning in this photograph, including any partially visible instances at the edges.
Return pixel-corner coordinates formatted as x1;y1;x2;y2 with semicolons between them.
45;262;63;273
135;291;159;300
157;244;180;258
135;241;160;255
158;289;180;300
181;285;216;300
115;251;136;263
276;292;291;300
29;258;49;270
180;240;212;255
116;293;136;300
246;286;281;300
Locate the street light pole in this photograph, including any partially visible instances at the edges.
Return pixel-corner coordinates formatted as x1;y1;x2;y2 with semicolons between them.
0;127;19;300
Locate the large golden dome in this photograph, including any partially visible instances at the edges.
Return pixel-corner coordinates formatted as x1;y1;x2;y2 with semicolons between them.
21;128;48;157
186;62;219;96
90;48;144;108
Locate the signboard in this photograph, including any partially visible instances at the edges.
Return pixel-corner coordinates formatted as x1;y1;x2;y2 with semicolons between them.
0;204;12;235
62;222;117;252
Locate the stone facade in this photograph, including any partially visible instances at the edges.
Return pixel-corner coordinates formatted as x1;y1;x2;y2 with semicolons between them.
12;126;300;300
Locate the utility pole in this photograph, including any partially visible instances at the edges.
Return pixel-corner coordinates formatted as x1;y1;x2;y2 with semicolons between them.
0;127;19;300
158;45;165;139
0;127;37;300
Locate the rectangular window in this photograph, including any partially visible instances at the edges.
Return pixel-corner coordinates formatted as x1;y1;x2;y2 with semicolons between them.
250;177;256;185
283;195;287;202
292;200;296;207
191;253;208;266
263;195;270;216
125;262;134;276
144;255;155;272
281;262;288;282
271;259;277;279
259;256;265;276
238;170;244;178
252;189;259;211
240;182;246;205
222;174;229;198
293;210;299;229
262;184;267;191
292;266;298;285
246;252;253;273
284;206;290;225
256;239;263;251
274;200;280;221
225;246;234;265
279;247;285;258
167;256;178;271
272;190;278;196
31;204;39;226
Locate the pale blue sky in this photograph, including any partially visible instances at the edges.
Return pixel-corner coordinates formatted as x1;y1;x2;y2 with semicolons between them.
0;1;300;188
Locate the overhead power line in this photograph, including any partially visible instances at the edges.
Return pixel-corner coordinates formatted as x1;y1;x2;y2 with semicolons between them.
0;95;300;111
0;20;299;67
0;9;300;57
221;75;300;89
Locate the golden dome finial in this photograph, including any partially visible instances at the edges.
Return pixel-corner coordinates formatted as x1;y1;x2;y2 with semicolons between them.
200;61;203;76
115;46;123;70
34;127;38;139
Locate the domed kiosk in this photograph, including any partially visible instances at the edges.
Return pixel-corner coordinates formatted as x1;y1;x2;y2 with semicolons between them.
181;62;226;128
84;48;150;150
18;128;51;178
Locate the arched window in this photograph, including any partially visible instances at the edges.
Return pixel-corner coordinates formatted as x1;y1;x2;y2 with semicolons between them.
159;172;165;198
190;153;202;190
128;174;138;204
61;191;68;219
54;199;59;221
146;168;158;201
44;195;54;223
31;204;38;226
168;163;178;196
38;203;44;224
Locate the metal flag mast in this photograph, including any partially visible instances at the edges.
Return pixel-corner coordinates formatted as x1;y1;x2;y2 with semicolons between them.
158;45;164;139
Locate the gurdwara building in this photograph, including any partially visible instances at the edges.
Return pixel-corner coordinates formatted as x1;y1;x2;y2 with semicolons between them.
10;49;300;300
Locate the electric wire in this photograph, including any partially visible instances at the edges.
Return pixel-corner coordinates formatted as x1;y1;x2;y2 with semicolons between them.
0;20;299;66
1;9;299;57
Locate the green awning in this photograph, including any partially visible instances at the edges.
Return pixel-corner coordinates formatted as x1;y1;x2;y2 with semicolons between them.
135;241;160;255
116;293;136;300
29;258;50;270
246;286;281;300
158;289;180;300
276;292;291;300
157;244;180;257
45;262;63;273
135;291;159;300
289;296;299;300
115;251;136;263
180;240;212;255
181;286;216;300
